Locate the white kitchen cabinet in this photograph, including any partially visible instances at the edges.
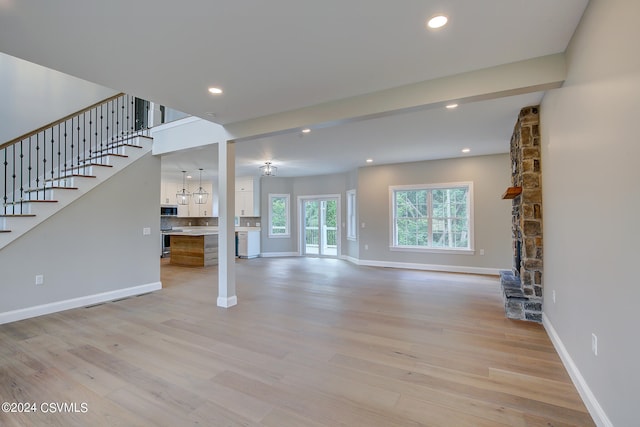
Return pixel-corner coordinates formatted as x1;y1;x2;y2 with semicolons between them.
164;178;213;217
235;176;260;217
161;180;178;205
237;230;260;258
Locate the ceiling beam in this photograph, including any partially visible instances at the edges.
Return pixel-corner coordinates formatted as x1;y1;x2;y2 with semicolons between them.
225;53;566;142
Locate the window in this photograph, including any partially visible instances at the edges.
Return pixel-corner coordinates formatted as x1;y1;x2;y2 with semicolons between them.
390;182;473;253
269;194;290;238
346;189;357;240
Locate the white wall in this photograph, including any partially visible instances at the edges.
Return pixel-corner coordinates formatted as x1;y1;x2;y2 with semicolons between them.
0;152;161;320
357;154;512;273
0;52;118;143
540;0;640;425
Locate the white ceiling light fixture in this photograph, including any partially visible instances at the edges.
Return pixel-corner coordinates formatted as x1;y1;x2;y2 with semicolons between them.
427;15;448;29
260;161;277;177
193;168;209;204
208;87;223;95
176;171;191;205
462;148;471;153
446;103;459;109
366;158;373;163
302;128;311;134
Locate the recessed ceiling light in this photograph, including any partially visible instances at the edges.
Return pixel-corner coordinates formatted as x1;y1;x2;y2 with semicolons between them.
427;15;448;29
302;128;311;134
208;87;223;95
366;158;373;163
446;103;458;109
461;148;471;153
186;175;193;179
205;112;217;117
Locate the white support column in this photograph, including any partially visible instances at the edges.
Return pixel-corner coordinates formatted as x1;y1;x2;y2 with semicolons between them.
217;140;237;308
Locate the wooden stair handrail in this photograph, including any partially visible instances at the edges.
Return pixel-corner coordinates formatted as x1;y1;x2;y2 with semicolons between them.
0;92;125;152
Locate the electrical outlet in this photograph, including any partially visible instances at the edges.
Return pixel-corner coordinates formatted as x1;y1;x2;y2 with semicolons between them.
479;249;485;255
143;227;151;235
364;244;369;250
552;290;556;304
361;222;366;228
35;275;44;285
591;333;598;356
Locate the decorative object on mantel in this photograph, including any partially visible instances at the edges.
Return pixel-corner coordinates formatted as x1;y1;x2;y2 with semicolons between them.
176;171;191;205
502;186;522;199
193;168;209;204
260;161;277;177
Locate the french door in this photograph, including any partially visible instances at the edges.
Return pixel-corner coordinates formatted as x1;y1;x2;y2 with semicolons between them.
300;196;339;257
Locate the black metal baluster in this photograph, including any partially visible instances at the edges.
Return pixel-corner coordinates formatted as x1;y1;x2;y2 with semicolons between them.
100;104;104;156
57;125;61;182
28;135;33;200
3;148;7;215
35;134;40;207
110;100;115;152
77;116;81;169
88;109;94;164
63;121;68;180
116;97;121;143
127;95;132;139
19;140;24;207
81;112;86;166
50;128;55;183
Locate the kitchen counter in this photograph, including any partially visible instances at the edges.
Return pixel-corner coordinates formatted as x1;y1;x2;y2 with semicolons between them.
165;226;261;266
164;226;261;235
170;233;218;267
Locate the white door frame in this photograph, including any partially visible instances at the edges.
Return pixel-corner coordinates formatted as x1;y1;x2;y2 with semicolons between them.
297;194;341;257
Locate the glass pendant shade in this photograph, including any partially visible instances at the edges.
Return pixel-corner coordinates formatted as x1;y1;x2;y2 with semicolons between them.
176;171;191;205
260;161;277;177
193;168;209;204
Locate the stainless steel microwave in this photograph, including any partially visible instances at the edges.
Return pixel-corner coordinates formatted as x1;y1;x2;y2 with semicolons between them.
161;205;178;216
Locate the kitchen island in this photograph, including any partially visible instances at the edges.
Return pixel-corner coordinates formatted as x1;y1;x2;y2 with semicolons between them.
167;230;218;267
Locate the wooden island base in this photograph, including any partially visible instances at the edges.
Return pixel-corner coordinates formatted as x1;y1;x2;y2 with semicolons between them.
170;234;218;267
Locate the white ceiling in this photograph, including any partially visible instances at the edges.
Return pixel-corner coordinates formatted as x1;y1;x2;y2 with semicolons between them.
0;0;589;180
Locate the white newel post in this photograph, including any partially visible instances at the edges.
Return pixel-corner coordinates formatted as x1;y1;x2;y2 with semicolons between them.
217;140;237;308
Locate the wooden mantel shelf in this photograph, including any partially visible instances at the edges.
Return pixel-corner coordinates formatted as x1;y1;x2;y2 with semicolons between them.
502;186;522;199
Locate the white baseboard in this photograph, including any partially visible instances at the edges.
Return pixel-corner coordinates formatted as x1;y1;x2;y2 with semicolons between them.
260;252;300;258
354;258;501;276
0;282;162;325
339;255;360;265
217;296;238;308
542;313;612;427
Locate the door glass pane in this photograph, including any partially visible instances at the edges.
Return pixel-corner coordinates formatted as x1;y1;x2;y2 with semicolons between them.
304;200;319;255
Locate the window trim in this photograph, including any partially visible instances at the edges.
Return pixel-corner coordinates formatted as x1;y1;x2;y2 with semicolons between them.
389;182;474;254
346;189;357;241
268;193;290;238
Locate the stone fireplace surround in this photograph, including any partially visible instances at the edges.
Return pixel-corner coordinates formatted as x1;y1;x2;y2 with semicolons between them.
500;106;543;322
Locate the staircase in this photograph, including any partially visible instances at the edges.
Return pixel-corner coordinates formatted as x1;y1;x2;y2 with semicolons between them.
0;94;153;251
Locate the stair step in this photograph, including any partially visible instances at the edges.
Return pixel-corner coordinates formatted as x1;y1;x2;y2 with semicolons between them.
0;230;11;233
94;143;143;154
0;214;37;217
26;186;79;193
85;153;129;162
44;174;96;183
58;164;112;176
4;200;58;206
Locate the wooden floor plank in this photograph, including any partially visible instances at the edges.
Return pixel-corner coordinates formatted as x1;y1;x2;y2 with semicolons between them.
0;257;594;426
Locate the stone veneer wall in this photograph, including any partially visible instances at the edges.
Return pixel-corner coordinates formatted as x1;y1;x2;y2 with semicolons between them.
501;105;543;322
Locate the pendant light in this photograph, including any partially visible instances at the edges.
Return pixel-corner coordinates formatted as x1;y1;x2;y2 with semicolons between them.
176;171;191;205
260;161;277;177
193;168;209;204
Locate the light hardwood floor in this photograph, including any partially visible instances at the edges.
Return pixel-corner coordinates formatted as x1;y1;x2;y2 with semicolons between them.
0;257;594;426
